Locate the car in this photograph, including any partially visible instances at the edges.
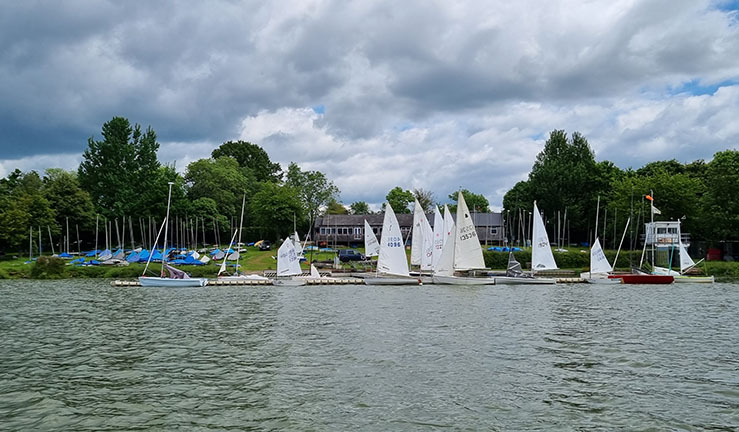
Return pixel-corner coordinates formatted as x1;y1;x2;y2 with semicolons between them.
258;240;271;251
338;249;365;262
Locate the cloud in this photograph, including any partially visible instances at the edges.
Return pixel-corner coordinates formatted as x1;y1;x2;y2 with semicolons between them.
0;0;737;209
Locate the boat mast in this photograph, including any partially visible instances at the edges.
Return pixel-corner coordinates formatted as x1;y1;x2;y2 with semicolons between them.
161;182;174;276
236;193;246;275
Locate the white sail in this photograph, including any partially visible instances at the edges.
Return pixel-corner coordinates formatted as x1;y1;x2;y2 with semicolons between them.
453;192;485;270
531;201;558;272
443;204;455;243
293;231;304;257
421;216;434;271
364;220;380;257
277;237;302;276
410;198;425;266
434;224;456;276
590;237;613;274
432;206;444;269
377;203;410;277
310;264;321;278
679;244;696;272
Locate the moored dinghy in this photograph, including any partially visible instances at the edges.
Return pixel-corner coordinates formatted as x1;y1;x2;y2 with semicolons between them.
272;236;307;286
363;203;420;285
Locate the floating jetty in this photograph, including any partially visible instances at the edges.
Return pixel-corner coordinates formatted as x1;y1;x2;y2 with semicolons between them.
111;277;585;286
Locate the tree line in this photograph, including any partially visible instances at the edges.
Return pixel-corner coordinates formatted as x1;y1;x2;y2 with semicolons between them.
502;130;738;247
1;118;736;253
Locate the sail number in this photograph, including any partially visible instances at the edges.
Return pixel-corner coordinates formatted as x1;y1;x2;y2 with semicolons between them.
386;236;402;248
458;225;477;241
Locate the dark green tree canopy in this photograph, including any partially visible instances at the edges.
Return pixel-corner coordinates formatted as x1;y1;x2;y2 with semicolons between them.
385;187;414;213
185;156;257;218
349;201;371;215
448;189;490;213
250;183;304;241
285;162;339;228
212;140;282;183
702;149;739;241
43;169;95;230
325;198;349;215
78;116;161;218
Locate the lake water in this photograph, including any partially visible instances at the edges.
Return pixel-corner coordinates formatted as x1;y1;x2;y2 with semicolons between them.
1;280;737;431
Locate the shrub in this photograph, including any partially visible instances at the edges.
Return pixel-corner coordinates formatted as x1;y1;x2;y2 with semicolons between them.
31;256;67;279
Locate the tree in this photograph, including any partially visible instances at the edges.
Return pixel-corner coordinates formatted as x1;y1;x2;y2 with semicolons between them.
43;169;95;231
525;130;603;242
325;198;349;215
349;201;371;215
384;186;414;213
0;171;56;251
212;140;282;183
250;183;304;241
448;189;490;213
185;156;258;219
412;188;435;213
285;162;339;230
78;117;161;218
702;150;739;241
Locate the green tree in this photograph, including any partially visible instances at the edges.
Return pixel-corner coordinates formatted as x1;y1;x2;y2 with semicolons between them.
43;169;95;231
702;150;739;241
0;171;56;251
413;188;435;213
212;140;282;183
285;162;339;229
384;186;414;213
185;156;257;219
250;183;304;241
349;201;371;215
78;117;161;218
326;198;349;215
448;189;490;213
525;130;604;242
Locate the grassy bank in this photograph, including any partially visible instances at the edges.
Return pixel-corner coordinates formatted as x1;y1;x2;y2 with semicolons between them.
1;246;737;280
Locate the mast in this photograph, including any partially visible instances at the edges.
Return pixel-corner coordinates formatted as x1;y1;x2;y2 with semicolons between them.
47;226;55;255
160;182;175;277
95;215;99;258
236;193;246;275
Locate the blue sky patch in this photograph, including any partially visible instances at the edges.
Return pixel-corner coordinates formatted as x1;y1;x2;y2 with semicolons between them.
669;79;737;96
312;104;325;114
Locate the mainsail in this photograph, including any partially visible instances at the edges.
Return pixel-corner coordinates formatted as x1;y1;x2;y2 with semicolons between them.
453;192;485;270
432;206;444;269
589;237;613;274
377;203;410;276
277;237;302;276
531;201;558;273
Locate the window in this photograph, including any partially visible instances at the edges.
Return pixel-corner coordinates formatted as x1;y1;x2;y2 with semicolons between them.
490;227;497;235
320;227;326;235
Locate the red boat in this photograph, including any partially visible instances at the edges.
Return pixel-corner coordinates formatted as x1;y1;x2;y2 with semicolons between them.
608;274;674;284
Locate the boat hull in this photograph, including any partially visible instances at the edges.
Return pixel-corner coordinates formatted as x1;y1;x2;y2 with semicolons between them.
432;275;496;285
138;276;208;287
272;278;307;286
609;274;674;284
673;276;714;283
494;276;557;285
363;277;421;285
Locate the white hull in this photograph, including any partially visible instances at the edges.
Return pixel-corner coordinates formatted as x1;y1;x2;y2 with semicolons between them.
138;276;207;287
432;274;496;285
363;277;420;285
494;276;557;285
271;278;307;286
583;277;622;284
219;274;270;281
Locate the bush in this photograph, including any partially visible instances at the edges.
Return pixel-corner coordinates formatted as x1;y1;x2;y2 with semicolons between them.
31;256;67;279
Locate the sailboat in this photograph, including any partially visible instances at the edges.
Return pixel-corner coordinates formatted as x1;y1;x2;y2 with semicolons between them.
431;206;444;270
272;236;307;286
363;202;420;285
432;192;495;285
139;182;208;287
218;194;269;282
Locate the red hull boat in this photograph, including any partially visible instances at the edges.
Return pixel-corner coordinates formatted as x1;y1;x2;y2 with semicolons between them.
608;274;674;284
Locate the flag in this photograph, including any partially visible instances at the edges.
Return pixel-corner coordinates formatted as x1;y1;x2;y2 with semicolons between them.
651;204;661;215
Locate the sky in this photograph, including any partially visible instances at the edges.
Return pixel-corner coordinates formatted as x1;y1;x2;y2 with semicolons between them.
1;0;738;211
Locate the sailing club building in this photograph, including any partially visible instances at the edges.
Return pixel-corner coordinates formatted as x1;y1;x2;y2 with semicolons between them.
313;212;505;247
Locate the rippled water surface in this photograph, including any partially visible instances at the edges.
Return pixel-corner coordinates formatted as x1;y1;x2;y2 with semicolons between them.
1;280;738;430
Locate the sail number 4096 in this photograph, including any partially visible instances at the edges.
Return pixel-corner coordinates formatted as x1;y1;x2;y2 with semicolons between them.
386;236;402;248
